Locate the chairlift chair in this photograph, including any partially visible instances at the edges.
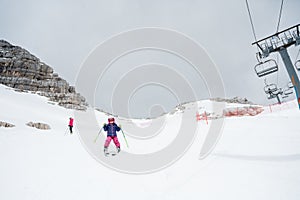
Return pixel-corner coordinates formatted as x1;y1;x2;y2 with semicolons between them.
284;88;293;96
255;59;278;77
282;95;289;99
272;88;283;95
264;83;278;94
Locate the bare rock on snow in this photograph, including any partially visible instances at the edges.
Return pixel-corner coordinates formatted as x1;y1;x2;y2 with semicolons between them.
0;40;87;111
26;122;51;130
211;97;254;105
0;121;15;128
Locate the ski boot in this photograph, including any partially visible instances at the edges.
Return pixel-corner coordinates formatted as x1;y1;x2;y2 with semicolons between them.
104;147;109;156
117;147;121;153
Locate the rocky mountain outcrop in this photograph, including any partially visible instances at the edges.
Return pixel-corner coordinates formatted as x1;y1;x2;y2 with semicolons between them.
0;121;15;128
0;40;87;110
211;97;253;105
26;122;51;130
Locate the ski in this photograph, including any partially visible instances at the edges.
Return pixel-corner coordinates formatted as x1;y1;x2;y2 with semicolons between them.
104;151;118;157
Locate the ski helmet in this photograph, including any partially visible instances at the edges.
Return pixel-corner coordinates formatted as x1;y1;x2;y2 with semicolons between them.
108;118;115;123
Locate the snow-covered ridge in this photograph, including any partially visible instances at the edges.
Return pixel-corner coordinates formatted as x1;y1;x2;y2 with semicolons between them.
96;99;263;123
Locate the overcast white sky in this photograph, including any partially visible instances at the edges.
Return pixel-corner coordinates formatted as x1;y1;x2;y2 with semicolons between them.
1;0;300;117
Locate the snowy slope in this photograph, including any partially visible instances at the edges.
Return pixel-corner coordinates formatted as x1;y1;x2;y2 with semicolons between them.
1;84;300;200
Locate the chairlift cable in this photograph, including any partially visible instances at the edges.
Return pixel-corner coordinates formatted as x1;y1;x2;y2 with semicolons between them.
276;67;279;87
245;0;261;60
245;0;258;42
264;78;268;86
276;0;284;33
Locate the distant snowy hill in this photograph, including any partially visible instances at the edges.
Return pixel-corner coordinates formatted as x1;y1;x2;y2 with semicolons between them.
1;84;300;200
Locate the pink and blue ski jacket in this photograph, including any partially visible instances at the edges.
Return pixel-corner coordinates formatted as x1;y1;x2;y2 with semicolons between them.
103;123;121;137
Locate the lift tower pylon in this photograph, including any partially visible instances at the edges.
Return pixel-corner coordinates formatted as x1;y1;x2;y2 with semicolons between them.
252;24;300;109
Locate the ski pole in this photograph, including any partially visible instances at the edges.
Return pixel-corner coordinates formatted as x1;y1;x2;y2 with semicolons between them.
64;126;69;135
94;127;103;143
120;129;129;148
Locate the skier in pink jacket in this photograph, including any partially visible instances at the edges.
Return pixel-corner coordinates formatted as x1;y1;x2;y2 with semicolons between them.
68;117;74;134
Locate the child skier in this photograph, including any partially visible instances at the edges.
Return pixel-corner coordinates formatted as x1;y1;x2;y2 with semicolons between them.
103;117;121;155
68;117;74;134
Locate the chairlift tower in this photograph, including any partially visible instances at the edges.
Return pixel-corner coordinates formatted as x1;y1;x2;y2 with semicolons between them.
253;24;300;109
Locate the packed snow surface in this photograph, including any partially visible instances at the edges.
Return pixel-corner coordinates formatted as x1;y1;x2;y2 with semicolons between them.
1;84;300;200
